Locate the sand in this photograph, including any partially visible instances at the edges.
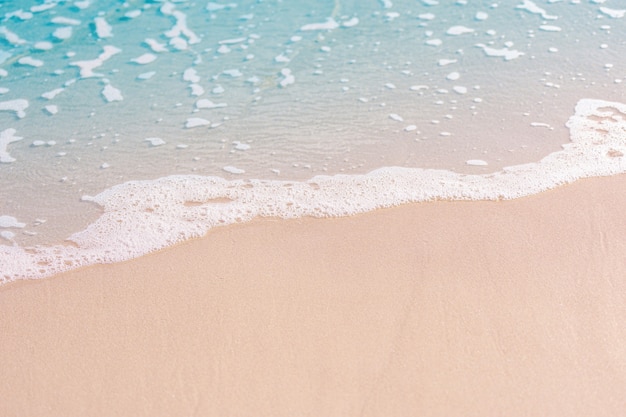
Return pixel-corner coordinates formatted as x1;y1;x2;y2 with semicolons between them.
2;174;626;417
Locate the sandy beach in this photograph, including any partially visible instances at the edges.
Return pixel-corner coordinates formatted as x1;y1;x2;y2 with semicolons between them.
2;173;626;417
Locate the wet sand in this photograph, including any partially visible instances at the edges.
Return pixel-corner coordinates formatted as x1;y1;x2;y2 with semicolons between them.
2;174;626;417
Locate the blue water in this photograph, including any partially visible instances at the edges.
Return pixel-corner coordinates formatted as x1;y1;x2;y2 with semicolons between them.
1;0;625;281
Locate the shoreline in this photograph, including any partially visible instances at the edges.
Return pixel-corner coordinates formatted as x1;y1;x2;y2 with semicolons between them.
2;173;626;416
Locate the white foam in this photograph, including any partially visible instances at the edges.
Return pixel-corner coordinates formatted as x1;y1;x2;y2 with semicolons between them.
94;17;112;38
131;53;157;65
233;141;251;151
0;215;25;228
53;26;73;40
223;69;242;77
0;26;27;46
183;68;200;83
475;44;524;61
0;99;29;119
31;3;57;12
32;42;53;53
206;2;236;12
5;10;33;20
0;128;23;163
45;105;59;115
102;84;123;102
446;72;460;81
516;0;558;20
162;6;200;45
74;1;90;10
0;88;8;95
438;59;457;66
219;37;246;45
185;118;210;128
42;88;64;100
71;45;121;78
145;38;168;53
189;84;204;96
599;7;625;18
145;137;166;147
466;159;488;166
453;86;467;94
475;12;489;21
52;17;81;25
137;71;156;80
425;39;443;47
300;18;339;31
446;26;475;36
279;68;295;88
418;13;436;20
3;99;626;283
17;57;44;67
196;99;227;109
223;166;245;174
125;10;142;19
342;17;359;27
539;25;562;32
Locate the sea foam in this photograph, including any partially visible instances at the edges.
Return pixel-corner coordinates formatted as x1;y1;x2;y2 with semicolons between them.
1;99;625;284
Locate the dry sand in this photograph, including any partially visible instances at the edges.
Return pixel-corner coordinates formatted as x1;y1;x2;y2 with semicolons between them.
2;174;626;417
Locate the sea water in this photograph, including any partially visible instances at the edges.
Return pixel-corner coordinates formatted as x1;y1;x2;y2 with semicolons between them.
1;0;625;282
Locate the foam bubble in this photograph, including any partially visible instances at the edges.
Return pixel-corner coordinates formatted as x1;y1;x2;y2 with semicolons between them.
342;17;359;28
279;68;295;87
0;27;27;46
0;215;26;229
34;41;54;51
53;26;73;40
0;128;23;164
599;7;625;19
185;118;211;128
42;88;65;100
52;17;81;25
17;57;44;67
145;38;168;53
102;84;123;102
300;18;339;31
0;99;29;119
45;105;59;115
466;159;488;166
145;137;166;147
196;99;227;109
71;45;121;78
540;25;562;32
446;26;475;36
475;44;524;61
223;166;245;174
516;0;558;20
131;53;157;65
94;17;112;38
137;71;156;80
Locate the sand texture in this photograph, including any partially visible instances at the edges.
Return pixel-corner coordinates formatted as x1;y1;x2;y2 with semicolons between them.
2;174;626;416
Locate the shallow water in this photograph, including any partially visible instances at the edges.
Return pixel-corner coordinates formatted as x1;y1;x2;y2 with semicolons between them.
1;0;626;282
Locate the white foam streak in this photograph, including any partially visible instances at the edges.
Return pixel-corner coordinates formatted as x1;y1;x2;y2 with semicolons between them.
70;45;121;78
1;99;625;284
0;128;23;164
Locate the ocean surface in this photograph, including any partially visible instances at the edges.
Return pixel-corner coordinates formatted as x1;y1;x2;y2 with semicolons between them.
1;0;625;282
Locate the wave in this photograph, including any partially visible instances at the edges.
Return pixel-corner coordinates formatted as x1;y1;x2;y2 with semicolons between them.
1;98;625;284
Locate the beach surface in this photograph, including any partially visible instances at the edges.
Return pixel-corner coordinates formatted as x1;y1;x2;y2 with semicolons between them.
2;173;626;417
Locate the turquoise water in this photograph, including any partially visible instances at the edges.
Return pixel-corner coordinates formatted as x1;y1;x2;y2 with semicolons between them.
1;0;625;282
